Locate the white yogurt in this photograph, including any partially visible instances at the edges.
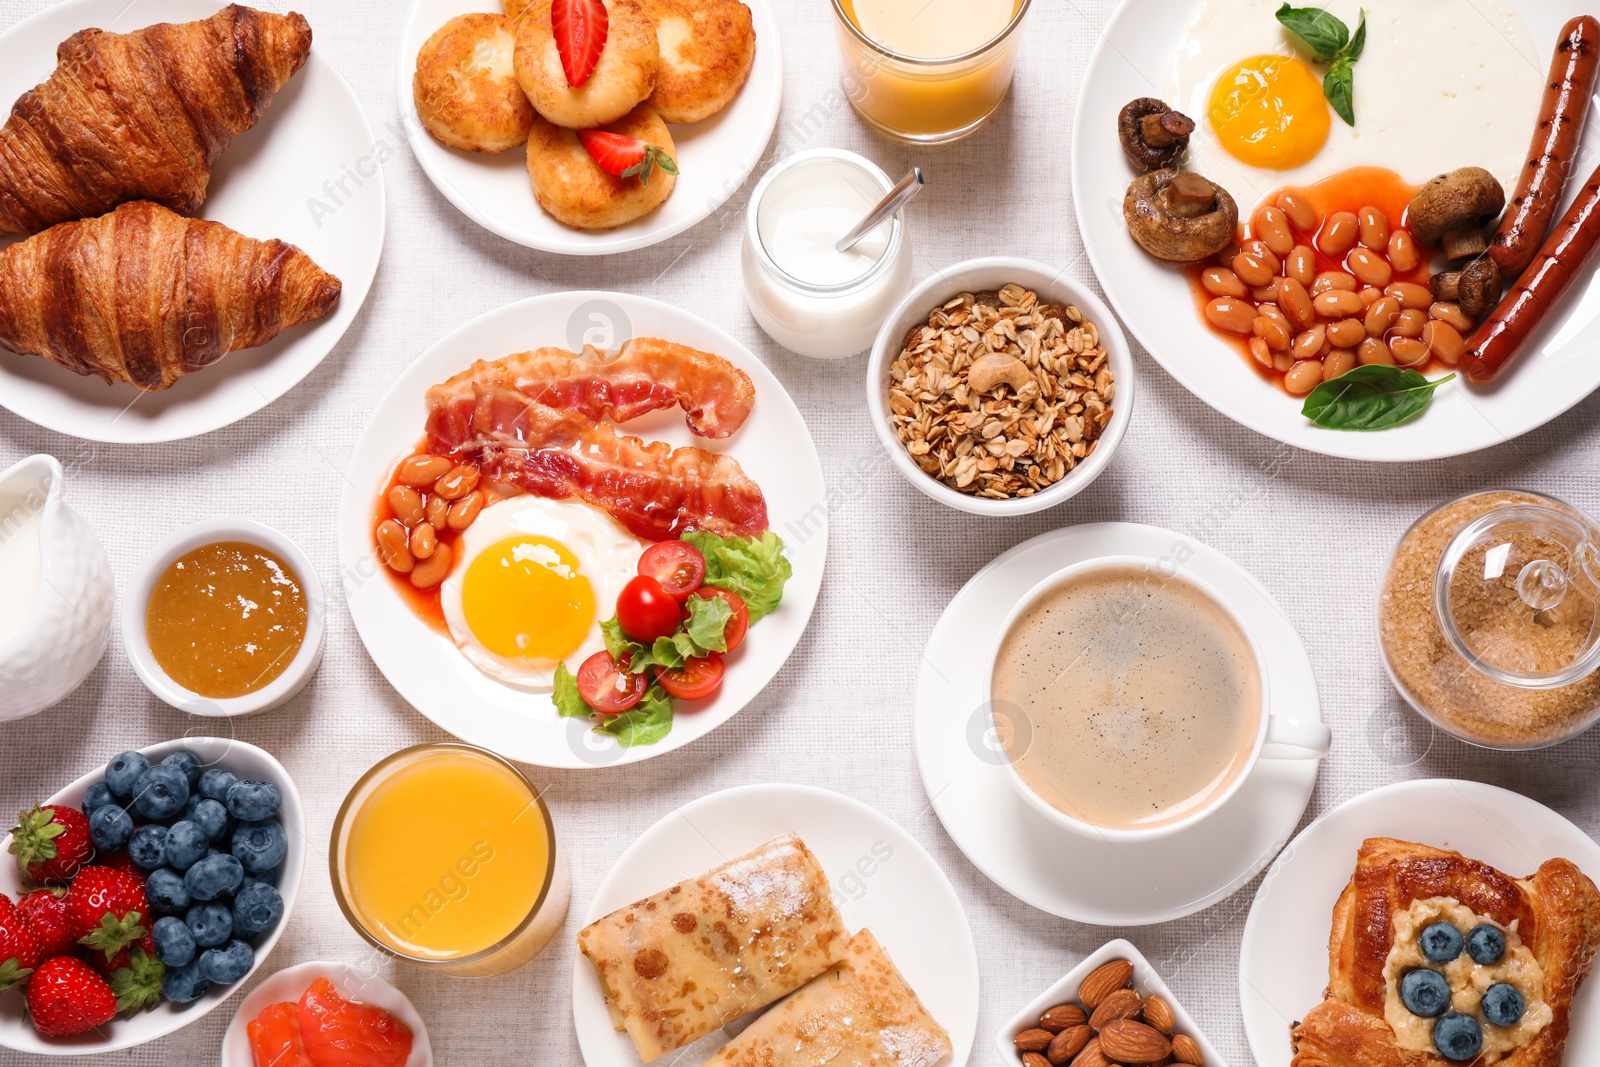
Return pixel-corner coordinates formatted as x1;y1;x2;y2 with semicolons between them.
0;493;42;646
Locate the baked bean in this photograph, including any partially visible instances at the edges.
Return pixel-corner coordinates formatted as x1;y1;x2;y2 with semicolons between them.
1284;245;1316;286
1284;360;1324;395
1277;278;1314;330
1365;296;1401;337
398;454;452;488
1358;286;1382;308
1254;207;1296;256
425;493;448;529
1241;239;1280;271
1347;247;1393;288
1357;206;1391;250
1385;282;1432;309
409;541;453;590
376;520;414;574
1429;301;1475;331
1201;267;1247;298
1252;282;1280;303
1327;318;1366;347
410;522;437;560
1389;336;1429;366
1312;271;1357;294
1276;191;1317;232
447;491;483;531
1319;212;1360;257
1232;251;1275;288
1323;349;1358;380
1258;302;1289;328
387;485;425;526
1386;230;1420;273
1292;325;1326;361
1422;320;1464;364
1313;290;1365;318
1253;314;1291;351
1358;337;1393;365
434;464;480;500
1205;297;1256;334
1249;337;1273;368
1273;351;1294;373
1214;244;1241;268
1392;308;1427;338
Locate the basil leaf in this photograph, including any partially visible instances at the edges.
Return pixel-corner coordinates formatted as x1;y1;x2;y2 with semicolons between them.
683;594;733;654
1323;58;1355;126
1301;366;1455;430
552;662;593;719
1341;9;1366;61
594;685;674;747
1275;3;1348;59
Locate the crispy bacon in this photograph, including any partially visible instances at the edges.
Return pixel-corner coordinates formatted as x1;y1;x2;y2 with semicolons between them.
424;338;756;439
426;383;768;542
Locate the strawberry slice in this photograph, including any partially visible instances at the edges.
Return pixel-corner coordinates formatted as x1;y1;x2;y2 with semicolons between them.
551;0;609;88
576;130;679;184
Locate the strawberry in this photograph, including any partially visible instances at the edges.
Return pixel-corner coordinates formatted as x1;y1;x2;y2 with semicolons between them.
25;956;116;1038
92;930;154;979
65;867;148;963
576;130;679;184
17;889;73;960
0;893;41;995
96;850;141;880
551;0;609;87
8;805;93;885
105;946;164;1017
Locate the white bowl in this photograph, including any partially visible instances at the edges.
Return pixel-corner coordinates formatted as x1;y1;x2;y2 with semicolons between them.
122;519;326;716
866;256;1135;517
0;738;306;1057
996;938;1229;1067
220;960;433;1067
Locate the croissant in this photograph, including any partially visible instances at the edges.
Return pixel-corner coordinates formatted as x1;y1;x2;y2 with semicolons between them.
1291;838;1600;1067
0;4;311;235
0;201;342;391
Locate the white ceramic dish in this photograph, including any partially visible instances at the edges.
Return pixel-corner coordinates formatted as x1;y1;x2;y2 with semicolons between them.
1238;778;1600;1067
996;938;1229;1067
1071;0;1600;461
914;522;1323;924
219;960;433;1067
337;291;827;768
0;0;385;444
866;256;1134;516
571;783;979;1067
121;519;327;717
397;0;782;255
0;738;306;1057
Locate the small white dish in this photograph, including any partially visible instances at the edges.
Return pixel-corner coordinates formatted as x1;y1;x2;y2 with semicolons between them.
996;938;1229;1067
1238;778;1600;1067
914;522;1323;924
865;256;1134;517
0;738;306;1057
571;783;979;1067
220;960;433;1067
122;519;326;716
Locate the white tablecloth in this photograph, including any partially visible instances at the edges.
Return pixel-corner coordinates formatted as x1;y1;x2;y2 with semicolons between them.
4;0;1600;1064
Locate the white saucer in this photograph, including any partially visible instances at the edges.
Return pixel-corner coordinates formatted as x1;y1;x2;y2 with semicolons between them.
1238;779;1600;1067
913;522;1322;925
220;960;433;1067
571;783;978;1067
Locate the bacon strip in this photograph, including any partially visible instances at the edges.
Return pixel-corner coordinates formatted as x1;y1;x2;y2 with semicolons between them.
426;383;768;542
424;338;756;439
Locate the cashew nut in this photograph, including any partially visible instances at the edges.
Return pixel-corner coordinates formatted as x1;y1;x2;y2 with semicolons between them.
967;353;1032;394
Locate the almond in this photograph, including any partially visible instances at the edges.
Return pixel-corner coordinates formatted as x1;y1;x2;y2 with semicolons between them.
1041;1003;1090;1033
1070;1037;1113;1067
1172;1034;1205;1066
1141;995;1176;1036
1047;1024;1092;1065
1016;1029;1055;1053
1078;959;1135;1010
1099;1019;1172;1064
1089;988;1143;1029
1023;1054;1052;1067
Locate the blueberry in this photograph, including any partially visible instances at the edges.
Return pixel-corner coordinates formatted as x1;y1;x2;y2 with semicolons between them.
82;781;117;814
199;939;254;985
145;868;190;915
244;865;282;889
231;820;288;874
131;765;190;821
225;780;281;822
1399;968;1450;1018
232;882;284;939
1419;921;1464;963
162;959;211;1004
128;824;171;871
161;751;201;788
1482;983;1525;1027
151;915;196;967
185;901;233;948
190;798;230;843
164;820;208;871
88;804;133;851
184;853;244;902
105;751;149;797
1433;1013;1483;1061
1466;924;1506;966
198;768;238;804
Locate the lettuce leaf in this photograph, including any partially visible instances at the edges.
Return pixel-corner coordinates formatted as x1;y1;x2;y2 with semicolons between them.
682;594;733;653
593;685;674;746
681;531;792;624
551;662;593;719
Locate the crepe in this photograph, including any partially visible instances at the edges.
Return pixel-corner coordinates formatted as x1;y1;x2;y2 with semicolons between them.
704;929;952;1067
577;833;849;1062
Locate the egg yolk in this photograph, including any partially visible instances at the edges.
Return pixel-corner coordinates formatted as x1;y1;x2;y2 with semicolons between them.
460;535;594;661
1208;55;1330;170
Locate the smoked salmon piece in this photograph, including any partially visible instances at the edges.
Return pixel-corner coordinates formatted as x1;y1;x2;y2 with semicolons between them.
247;1002;313;1067
296;977;414;1067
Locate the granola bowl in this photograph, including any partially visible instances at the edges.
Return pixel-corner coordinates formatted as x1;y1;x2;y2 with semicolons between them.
867;257;1133;517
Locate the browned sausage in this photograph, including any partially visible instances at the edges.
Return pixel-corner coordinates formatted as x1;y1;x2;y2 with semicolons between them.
1490;16;1600;279
1462;161;1600;383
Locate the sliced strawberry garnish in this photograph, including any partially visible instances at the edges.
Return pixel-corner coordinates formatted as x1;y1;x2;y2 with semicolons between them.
576;129;679;184
551;0;609;87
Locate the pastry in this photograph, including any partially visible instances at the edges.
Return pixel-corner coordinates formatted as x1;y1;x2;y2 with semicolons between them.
0;5;312;236
414;13;535;153
513;0;659;129
0;201;342;391
526;104;675;230
641;0;755;124
1291;837;1600;1066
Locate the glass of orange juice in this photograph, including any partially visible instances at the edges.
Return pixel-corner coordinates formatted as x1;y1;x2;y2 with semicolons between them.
831;0;1032;144
329;744;569;977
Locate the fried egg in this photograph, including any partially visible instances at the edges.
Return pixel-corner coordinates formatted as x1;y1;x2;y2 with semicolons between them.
440;496;647;689
1163;0;1544;209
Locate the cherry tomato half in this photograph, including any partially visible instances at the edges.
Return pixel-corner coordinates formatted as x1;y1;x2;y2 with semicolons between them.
576;651;646;714
656;652;725;701
686;588;749;652
638;541;706;601
616;575;682;642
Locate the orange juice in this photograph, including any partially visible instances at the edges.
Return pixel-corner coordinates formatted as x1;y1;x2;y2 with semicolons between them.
845;0;1014;59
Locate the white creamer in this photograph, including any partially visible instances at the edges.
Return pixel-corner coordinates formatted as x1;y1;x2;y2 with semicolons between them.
0;491;42;646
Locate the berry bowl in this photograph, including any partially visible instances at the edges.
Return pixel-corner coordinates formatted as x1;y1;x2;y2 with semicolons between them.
0;738;305;1056
219;960;433;1067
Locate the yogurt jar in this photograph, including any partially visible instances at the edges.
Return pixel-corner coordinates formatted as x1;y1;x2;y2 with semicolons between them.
741;148;913;359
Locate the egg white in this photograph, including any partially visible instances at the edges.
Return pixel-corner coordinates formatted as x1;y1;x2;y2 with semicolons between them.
440;497;647;690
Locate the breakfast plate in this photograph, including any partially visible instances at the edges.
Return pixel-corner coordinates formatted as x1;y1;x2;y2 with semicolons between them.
0;0;385;444
1238;779;1600;1067
397;0;782;256
570;783;979;1067
1072;0;1600;461
338;291;826;768
913;522;1322;925
220;960;433;1067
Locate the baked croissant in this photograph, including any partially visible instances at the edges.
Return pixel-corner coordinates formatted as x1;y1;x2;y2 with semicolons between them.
0;4;312;235
0;201;341;390
1292;838;1600;1067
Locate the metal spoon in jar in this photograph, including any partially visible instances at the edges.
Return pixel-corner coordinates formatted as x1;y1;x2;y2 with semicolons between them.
835;167;925;253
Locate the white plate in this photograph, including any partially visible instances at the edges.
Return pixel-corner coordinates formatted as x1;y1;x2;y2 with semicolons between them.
913;523;1322;925
0;0;384;444
220;960;433;1067
570;784;979;1067
0;738;306;1057
1071;0;1600;461
397;0;781;255
337;291;826;768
